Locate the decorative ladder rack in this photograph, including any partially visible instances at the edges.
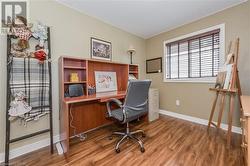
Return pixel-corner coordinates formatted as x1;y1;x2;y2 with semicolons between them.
5;28;53;164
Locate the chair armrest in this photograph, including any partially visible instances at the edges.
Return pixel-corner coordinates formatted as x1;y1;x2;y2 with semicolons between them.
106;98;123;117
107;98;123;107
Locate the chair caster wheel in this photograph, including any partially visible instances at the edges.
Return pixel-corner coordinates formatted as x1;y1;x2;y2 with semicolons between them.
116;148;120;153
140;147;145;153
142;133;146;138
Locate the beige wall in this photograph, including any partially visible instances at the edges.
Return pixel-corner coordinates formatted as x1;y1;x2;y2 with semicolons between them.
0;0;146;153
146;1;250;127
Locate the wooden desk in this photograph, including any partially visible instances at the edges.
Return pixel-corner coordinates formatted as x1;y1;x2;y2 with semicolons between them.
60;91;126;156
64;91;126;104
241;96;250;166
59;57;139;155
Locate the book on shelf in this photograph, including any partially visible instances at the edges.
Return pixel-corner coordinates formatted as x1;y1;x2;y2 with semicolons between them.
128;74;137;80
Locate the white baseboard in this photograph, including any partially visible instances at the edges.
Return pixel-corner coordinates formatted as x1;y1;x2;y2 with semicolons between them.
0;135;60;163
159;109;242;134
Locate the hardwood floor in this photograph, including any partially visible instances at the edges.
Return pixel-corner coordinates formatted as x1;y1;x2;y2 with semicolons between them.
7;115;244;166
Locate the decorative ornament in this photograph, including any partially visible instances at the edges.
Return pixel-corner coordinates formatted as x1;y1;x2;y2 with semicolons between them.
70;73;79;82
11;43;31;58
8;91;32;120
31;45;48;63
32;22;48;47
12;16;33;50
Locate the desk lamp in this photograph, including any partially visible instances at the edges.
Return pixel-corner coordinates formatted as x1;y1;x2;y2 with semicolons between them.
127;47;136;64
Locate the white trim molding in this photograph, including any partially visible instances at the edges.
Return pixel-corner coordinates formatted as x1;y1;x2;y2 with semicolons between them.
163;23;225;83
159;109;241;134
0;135;60;163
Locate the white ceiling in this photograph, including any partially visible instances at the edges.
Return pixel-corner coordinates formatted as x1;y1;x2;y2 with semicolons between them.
57;0;246;39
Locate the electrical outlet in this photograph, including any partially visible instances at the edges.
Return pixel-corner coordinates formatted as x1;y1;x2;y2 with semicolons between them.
176;99;180;106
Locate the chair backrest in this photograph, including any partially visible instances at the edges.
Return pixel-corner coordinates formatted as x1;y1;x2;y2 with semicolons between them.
123;80;151;112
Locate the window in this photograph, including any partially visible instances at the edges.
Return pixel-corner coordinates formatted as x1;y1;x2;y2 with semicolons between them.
163;24;225;82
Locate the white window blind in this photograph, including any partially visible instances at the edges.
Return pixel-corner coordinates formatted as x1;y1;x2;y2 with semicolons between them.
166;29;220;80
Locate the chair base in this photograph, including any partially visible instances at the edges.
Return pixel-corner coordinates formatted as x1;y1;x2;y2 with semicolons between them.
110;122;146;153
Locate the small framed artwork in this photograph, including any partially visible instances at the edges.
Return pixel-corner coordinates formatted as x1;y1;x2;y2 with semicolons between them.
91;37;112;61
146;57;162;73
95;71;117;93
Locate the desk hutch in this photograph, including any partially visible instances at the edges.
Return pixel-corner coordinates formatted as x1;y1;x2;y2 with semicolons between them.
59;56;140;155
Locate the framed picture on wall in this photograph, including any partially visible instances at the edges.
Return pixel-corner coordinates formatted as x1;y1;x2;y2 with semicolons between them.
146;57;162;73
91;37;112;61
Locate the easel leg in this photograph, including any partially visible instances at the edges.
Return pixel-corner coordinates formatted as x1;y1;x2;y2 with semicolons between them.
236;71;243;111
227;95;235;148
208;92;219;130
217;94;226;129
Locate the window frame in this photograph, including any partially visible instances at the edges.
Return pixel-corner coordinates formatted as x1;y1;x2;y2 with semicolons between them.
163;24;225;83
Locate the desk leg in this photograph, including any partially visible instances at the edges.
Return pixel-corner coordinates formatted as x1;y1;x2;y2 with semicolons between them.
143;113;149;123
60;101;70;157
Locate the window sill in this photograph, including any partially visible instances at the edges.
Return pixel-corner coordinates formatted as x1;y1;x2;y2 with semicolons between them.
163;77;216;83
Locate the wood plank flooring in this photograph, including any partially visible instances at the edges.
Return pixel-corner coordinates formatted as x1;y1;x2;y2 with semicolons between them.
6;115;244;166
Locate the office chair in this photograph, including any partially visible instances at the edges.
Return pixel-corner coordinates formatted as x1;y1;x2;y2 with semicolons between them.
106;80;151;153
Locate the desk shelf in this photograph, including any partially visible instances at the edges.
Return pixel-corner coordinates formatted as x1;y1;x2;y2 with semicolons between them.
64;81;87;84
63;58;86;68
129;64;139;79
64;66;86;70
129;71;138;74
61;58;88;96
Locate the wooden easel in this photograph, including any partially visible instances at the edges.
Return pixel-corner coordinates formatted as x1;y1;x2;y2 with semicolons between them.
208;38;243;148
